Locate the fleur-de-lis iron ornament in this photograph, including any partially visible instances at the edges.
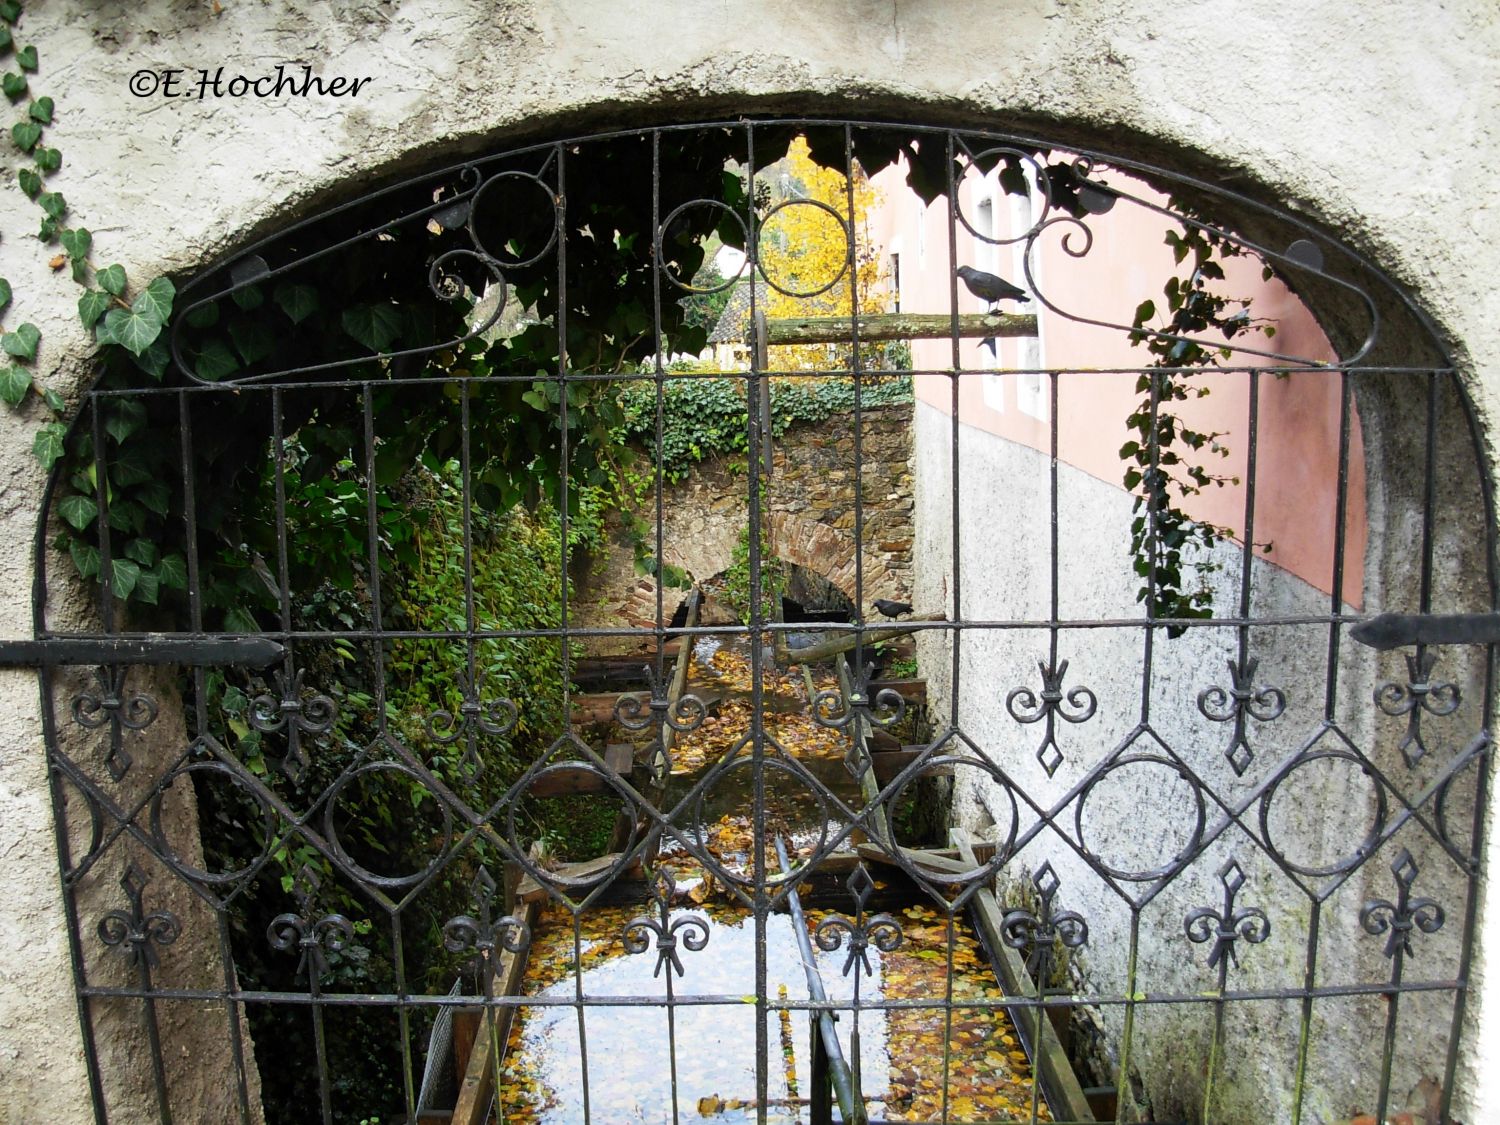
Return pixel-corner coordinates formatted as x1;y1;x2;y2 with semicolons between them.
1374;650;1460;767
1196;657;1286;776
1360;848;1446;960
267;865;354;980
1005;658;1097;777
1184;858;1271;971
97;863;180;970
1000;862;1089;980
814;864;904;978
622;869;710;979
442;867;531;993
423;670;519;783
613;663;706;779
71;665;160;780
249;667;336;783
812;661;907;733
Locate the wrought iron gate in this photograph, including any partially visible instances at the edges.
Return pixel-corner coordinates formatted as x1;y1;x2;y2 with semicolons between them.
11;119;1494;1125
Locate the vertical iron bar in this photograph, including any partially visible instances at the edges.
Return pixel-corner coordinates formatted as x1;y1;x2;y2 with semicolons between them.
665;953;682;1125
309;956;334;1125
1290;900;1322;1125
1140;369;1162;723
1373;938;1406;1122
1324;371;1353;720
946;130;963;730
1115;910;1141;1125
556;141;573;724
361;386;388;726
573;911;593;1122
39;662;109;1125
392;911;416;1122
846;124;866;668
90;399;115;632
745;119;771;1125
1236;369;1261;668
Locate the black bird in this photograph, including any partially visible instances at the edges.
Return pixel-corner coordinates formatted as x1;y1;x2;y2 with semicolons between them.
957;265;1029;307
871;599;913;619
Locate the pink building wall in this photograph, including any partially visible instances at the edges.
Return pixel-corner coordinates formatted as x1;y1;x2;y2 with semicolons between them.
865;161;1368;604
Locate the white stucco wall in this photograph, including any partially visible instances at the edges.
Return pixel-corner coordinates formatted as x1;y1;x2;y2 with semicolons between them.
1;1;1498;1121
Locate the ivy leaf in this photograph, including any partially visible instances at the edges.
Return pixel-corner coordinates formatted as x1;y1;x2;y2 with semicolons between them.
16;167;38;197
133;568;160;606
1;71;24;99
10;119;39;152
0;363;32;405
33;146;59;171
69;539;99;580
124;538;158;567
32;421;65;468
274;282;319;325
229;317;275;365
136;276;175;324
135;480;170;516
110;557;141;601
3;322;39;359
158;553;188;590
224;606;258;633
28;95;51;123
57;494;98;530
59;227;91;261
342;303;402;352
0;21;10;47
42;386;64;413
104;399;147;444
78;289;111;329
37;216;56;242
194;339;240;381
132;337;170;380
37;190;66;219
101;305;158;355
184;301;218;328
0;277;10;310
229;283;263;311
97;263;127;296
14;44;35;71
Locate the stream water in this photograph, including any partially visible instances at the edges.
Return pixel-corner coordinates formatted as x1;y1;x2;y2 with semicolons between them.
493;637;1046;1123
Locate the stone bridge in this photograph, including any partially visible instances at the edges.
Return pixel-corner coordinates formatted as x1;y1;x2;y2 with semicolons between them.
576;403;914;644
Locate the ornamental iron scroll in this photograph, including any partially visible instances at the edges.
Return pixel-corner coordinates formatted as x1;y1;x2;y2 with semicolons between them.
1361;848;1446;961
813;660;907;733
1005;658;1097;777
267;864;354;980
422;669;519;782
1375;650;1461;767
1002;862;1090;982
97;863;180;971
814;863;905;978
1184;857;1270;972
71;665;159;781
1196;656;1286;776
613;661;708;778
623;869;710;979
442;866;531;995
249;667;336;784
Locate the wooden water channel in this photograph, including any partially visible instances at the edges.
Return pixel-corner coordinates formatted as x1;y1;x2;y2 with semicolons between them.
413;597;1100;1124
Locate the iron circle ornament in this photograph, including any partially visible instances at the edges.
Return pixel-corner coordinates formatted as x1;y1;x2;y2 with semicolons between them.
1258;748;1390;879
656;198;752;294
148;761;279;887
690;750;833;888
426;248;508;329
323;760;456;891
952;145;1052;246
501;758;640;892
880;748;1020;888
754;197;853;299
1074;754;1208;883
467;169;562;268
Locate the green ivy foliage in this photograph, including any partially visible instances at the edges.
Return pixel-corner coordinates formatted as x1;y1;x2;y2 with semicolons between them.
615;366;913;482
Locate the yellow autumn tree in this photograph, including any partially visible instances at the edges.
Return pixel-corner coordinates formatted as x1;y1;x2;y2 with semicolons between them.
757;136;888;372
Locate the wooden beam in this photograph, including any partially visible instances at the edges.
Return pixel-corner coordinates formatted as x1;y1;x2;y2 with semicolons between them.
451;899;541;1125
951;829;1095;1124
789;613;945;666
764;312;1037;345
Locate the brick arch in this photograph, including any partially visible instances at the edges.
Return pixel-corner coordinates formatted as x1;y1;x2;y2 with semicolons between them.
769;511;904;611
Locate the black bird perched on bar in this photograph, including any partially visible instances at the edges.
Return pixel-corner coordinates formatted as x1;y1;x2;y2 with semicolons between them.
871;599;913;619
957;265;1029;307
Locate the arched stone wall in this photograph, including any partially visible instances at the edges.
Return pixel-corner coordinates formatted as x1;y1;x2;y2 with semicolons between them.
2;3;1498;1121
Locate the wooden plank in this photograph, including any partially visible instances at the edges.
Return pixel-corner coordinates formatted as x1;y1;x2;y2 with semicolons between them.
869;678;926;703
451;899;541;1125
839;655;891;849
516;853;622;904
951;828;1095;1124
793;614;945;665
872;749;953;784
764;311;1036;344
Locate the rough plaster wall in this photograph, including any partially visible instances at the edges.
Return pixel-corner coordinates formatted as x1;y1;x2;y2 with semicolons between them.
912;400;1486;1122
0;0;1495;1120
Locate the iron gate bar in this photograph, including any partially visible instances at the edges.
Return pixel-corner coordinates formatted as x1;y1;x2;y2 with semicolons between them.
0;634;284;667
1350;611;1500;650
